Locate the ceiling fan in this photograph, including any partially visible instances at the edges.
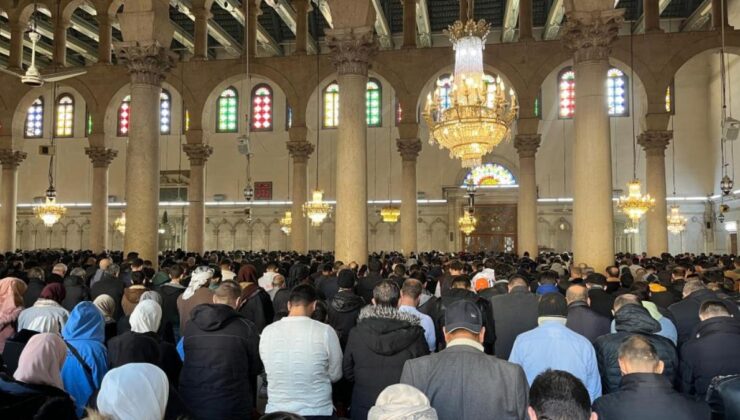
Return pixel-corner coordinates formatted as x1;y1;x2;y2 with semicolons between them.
0;1;86;87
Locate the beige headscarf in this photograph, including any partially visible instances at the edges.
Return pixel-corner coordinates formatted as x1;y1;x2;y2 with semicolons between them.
13;333;67;389
93;295;116;323
368;384;438;420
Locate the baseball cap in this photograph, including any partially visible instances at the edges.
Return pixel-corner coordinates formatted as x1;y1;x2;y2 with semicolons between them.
444;300;482;334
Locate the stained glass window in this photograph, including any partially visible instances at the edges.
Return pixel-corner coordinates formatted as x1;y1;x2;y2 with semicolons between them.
251;84;273;131
534;89;542;119
117;95;131;136
54;95;74;137
86;110;92;136
160;90;171;134
366;79;381;127
395;100;402;126
607;68;628;116
183;110;190;133
558;67;575;119
462;163;517;187
323;82;339;128
665;82;674;114
217;87;238;133
286;105;293;130
25;97;43;138
436;74;453;110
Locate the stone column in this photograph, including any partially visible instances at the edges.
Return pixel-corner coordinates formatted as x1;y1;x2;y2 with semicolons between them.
638;130;672;257
193;8;212;60
53;17;70;67
287;132;314;253
0;150;26;253
515;134;540;256
519;0;533;41
115;43;174;264
643;0;661;33
85;146;118;252
397;137;421;254
326;27;376;264
245;0;262;57
401;0;417;48
97;14;113;64
293;0;310;55
183;142;213;253
562;9;623;269
8;19;25;70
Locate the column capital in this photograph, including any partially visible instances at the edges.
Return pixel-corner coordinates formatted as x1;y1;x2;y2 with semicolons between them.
192;7;213;20
0;149;27;169
325;27;377;76
396;138;422;162
183;143;214;166
114;42;176;86
287;140;315;163
85;147;118;168
514;134;541;158
562;9;624;64
637;130;672;156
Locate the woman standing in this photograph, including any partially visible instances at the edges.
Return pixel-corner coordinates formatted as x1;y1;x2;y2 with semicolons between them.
0;278;27;353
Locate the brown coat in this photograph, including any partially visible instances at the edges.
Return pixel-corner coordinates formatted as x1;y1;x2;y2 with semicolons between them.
176;287;214;332
121;286;148;316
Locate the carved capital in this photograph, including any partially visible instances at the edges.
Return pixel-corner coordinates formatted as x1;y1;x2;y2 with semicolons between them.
637;130;672;156
193;8;213;21
562;10;624;64
325;27;377;76
514;134;541;158
0;149;27;169
85;147;118;168
397;138;422;162
183;144;214;166
287;141;315;163
114;42;176;86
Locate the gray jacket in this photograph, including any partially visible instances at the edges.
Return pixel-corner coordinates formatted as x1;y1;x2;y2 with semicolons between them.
400;343;529;420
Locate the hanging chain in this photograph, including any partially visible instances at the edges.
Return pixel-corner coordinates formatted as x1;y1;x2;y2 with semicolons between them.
629;26;637;180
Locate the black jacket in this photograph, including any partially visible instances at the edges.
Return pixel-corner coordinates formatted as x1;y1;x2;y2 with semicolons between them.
61;276;89;312
566;301;611;343
316;275;339;302
588;287;616;319
328;290;365;349
179;304;261;420
432;288;494;353
236;284;274;333
594;304;678;394
22;278;46;308
669;288;740;347
489;286;539;359
272;288;290;321
342;306;429;420
158;283;186;332
679;316;740;397
0;373;77;420
706;374;740;420
593;373;710;420
90;275;125;320
650;290;677;309
356;272;383;304
107;330;182;387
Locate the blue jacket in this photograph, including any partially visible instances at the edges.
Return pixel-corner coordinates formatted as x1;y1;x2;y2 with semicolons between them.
61;302;109;417
509;319;602;401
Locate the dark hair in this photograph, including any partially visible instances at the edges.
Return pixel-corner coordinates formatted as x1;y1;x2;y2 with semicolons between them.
585;273;607;287
699;299;731;317
393;264;406;277
449;260;464;272
529;370;591;420
215;280;241;302
618;335;659;365
401;278;423;300
131;258;144;268
451;275;471;289
373;280;400;307
409;270;427;284
169;265;184;279
368;259;382;273
131;271;146;286
311;300;329;323
259;412;305;420
538;270;559;285
322;263;334;273
289;284;318;306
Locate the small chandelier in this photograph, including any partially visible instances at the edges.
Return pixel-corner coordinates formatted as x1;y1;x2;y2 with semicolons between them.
280;211;292;235
422;19;518;168
617;179;655;222
458;208;477;236
623;220;639;234
380;206;400;224
34;187;66;227
303;190;332;227
667;205;687;235
721;174;734;196
114;212;126;234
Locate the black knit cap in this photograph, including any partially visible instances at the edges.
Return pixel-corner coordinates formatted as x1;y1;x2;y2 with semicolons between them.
337;269;356;289
538;292;568;318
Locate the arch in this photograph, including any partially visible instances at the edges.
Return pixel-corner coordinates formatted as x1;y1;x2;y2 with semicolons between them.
13;83;90;140
55;93;75;137
61;0;94;23
105;82;185;138
250;83;273;132
461;163;518;187
453;155;520;186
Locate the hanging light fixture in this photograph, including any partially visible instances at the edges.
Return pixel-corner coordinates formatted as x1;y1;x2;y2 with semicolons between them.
34;82;66;227
617;30;654;223
623;220;639;234
114;212;126;234
718;7;735;196
458;207;477;236
280;211;292;235
667;113;686;235
381;114;399;223
422;2;518;168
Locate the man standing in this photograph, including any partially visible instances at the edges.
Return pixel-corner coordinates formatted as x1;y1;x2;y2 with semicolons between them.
669;279;740;346
401;300;528;420
565;284;610;342
434;260;464;297
357;259;384;303
327;269;365;349
23;267;47;307
509;293;602;402
398;279;436;352
179;281;261;420
585;273;615;319
490;276;539;359
260;285;343;418
91;264;125;320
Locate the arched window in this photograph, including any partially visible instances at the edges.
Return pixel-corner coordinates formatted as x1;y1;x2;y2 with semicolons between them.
607;68;628;116
323;82;339;128
55;94;74;137
25;97;44;138
286;104;293;130
160;90;171;134
117;95;131;136
665;82;675;114
435;74;453;110
462;163;517;187
217;87;238;133
395;100;403;126
251;84;273;131
558;67;575;119
366;78;381;127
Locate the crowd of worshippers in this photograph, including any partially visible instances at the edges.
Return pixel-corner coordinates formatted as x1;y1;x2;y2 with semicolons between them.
0;249;739;420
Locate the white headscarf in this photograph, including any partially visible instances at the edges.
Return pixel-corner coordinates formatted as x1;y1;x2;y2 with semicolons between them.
368;384;438;420
97;363;169;420
130;300;162;334
182;266;214;300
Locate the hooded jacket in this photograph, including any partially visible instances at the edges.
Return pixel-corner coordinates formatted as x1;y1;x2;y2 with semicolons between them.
679;316;740;397
593;304;678;394
342;305;429;420
90;274;125;320
236;283;274;333
61;275;89;312
0;373;77;420
60;301;109;417
179;304;261;420
159;282;185;332
328;290;365;348
121;286;148;316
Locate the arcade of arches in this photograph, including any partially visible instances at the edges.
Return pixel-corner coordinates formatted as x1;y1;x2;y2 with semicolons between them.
1;0;740;268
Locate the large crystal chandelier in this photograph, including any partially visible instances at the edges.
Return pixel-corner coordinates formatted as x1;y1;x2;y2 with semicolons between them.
617;180;655;222
280;211;292;235
34;187;66;227
422;20;518;168
303;190;331;227
458;208;477;236
380;206;400;223
114;212;126;234
667;205;687;235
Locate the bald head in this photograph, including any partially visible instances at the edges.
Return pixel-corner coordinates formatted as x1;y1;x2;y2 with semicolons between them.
566;285;588;305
